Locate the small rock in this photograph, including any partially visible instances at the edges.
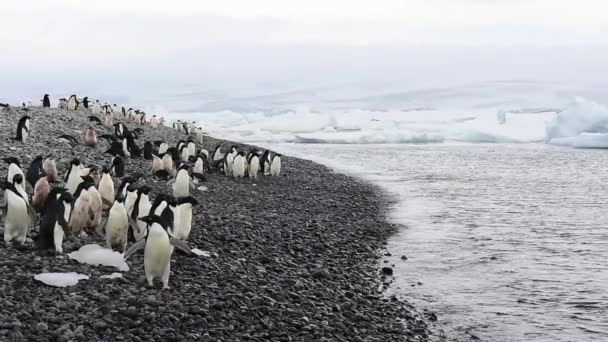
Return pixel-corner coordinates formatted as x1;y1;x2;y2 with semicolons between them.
400;255;408;260
36;323;48;331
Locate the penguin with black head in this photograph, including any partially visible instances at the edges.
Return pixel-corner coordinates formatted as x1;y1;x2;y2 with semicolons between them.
35;188;72;254
42;94;50;108
0;177;36;246
14;115;30;143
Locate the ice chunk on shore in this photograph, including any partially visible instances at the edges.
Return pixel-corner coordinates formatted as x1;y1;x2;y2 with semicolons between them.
192;248;211;257
197;186;208;192
100;273;123;279
68;244;129;271
34;272;89;287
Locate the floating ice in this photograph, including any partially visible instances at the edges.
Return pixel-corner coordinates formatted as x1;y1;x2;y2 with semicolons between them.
34;272;89;287
68;244;129;271
100;273;123;279
191;248;211;257
545;98;608;147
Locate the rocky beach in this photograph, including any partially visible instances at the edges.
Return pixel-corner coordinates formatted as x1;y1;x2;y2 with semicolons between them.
0;105;433;341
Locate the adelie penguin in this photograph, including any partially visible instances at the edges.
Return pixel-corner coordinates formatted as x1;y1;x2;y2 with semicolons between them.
270;154;282;176
143;141;154;160
42;155;58;183
26;155;46;190
131;186;152;242
98;166;114;210
192;155;207;181
4;157;26;199
92;100;101;115
123;215;191;289
69;180;94;237
42;94;50;108
14;115;30;143
1;177;36;246
232;151;246;178
247;151;260;179
150;115;159;128
261;150;272;175
82;97;90;109
88;116;102;125
67;95;78;110
99;194;133;253
172;196;199;241
110;156;125;178
64;158;83;194
172;164;194;198
84;127;98;147
35;188;72;254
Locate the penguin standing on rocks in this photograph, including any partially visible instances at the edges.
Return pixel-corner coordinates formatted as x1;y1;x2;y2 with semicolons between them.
143;141;154;160
69;182;93;237
82;178;103;230
270;154;282;176
92;100;101;115
124;185;138;217
211;145;223;168
172;196;198;241
26;156;46;189
42;94;50;108
98;167;115;210
82;97;90;109
117;176;137;197
248;152;260;179
172;164;192;198
192;155;207;181
232;151;246;178
58;98;68;109
123;215;191;289
1;177;36;245
32;175;51;213
14;115;30;143
104;113;113;128
131;186;152;241
261;150;272;175
36;189;72;254
67;95;78;110
84;127;98;147
100;194;130;253
65;158;83;194
4;157;25;197
110;157;125;178
150;115;159;128
42;156;58;183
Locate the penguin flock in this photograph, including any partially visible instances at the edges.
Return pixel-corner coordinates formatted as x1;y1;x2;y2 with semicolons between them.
0;94;284;289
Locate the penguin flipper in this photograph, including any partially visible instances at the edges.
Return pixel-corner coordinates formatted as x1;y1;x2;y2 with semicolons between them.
123;239;145;259
189;180;196;190
97;217;108;235
169;238;191;254
128;217;139;232
165;178;175;186
101;198;113;209
27;204;38;225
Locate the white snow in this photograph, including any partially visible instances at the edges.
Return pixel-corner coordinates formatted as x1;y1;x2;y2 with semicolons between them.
191;248;211;257
68;244;130;271
34;272;89;287
100;272;123;279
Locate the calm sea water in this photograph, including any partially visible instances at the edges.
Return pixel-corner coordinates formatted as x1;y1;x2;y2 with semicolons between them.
266;142;608;342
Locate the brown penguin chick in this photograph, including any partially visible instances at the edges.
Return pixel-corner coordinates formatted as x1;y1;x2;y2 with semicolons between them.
42;156;58;183
84;127;97;147
32;176;50;212
104;113;114;128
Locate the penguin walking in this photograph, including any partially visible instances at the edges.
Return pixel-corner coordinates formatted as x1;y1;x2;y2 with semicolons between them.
232;151;246;178
36;189;72;254
101;195;130;253
172;196;198;241
98;167;115;210
84;127;98;147
110;157;125;178
1;178;36;245
65;159;83;194
42;94;50;108
26;156;46;189
82;97;90;109
42;155;58;183
150;115;159;128
248;152;260;179
14;115;30;143
192;155;207;181
131;186;152;242
123;215;191;289
270;154;282;176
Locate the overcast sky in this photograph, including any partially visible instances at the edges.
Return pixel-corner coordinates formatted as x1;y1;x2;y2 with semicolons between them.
1;0;607;105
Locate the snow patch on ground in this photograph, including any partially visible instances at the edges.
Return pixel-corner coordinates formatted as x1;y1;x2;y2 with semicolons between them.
68;244;129;271
34;272;89;287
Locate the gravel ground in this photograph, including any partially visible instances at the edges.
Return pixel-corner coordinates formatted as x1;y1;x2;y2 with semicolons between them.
0;105;433;341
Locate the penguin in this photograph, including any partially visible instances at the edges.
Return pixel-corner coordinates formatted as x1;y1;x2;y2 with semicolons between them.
232;151;246;178
270;154;282;176
172;196;198;241
88;116;102;125
161;152;174;176
199;149;209;160
133;127;144;136
187;140;196;159
98;166;115;210
57;134;79;146
26;155;46;189
64;158;83;194
192;155;206;181
100;194;130;253
151;154;163;176
225;148;235;176
42;94;50;108
114;123;126;138
11;172;29;204
182;122;189;135
104;113;113;128
92;100;101;115
158;142;169;155
123;215;191;289
125;133;141;158
81;164;102;186
117;176;136;197
261;150;272;175
82;97;90;109
130;186;152;242
180;144;190;162
36;189;72;254
58;98;68;109
149;194;175;230
150;115;159;128
172;164;192;198
105;141;126;157
143;141;154;160
195;126;204;145
69;182;93;237
84;127;98;147
248;152;260;179
67;95;78;110
14;115;30;143
1;178;36;245
124;185;138;217
176;140;186;152
82;179;103;230
42;155;58;183
4;157;26;196
32;175;51;212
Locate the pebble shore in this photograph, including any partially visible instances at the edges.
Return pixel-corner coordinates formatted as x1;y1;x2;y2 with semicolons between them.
0;106;432;341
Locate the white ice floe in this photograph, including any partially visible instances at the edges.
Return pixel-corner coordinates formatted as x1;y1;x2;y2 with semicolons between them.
34;272;89;287
68;244;129;271
197;186;208;192
191;248;211;257
100;273;123;279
